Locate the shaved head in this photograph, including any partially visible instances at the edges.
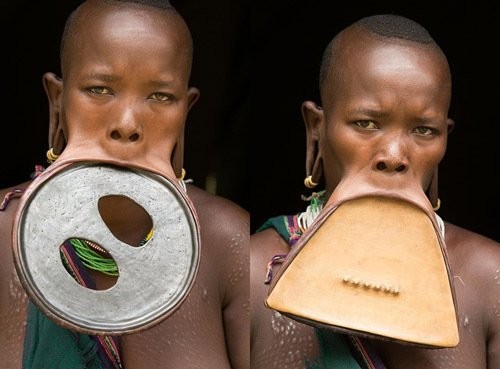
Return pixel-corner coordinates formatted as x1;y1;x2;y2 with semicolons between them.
60;0;193;78
319;14;450;105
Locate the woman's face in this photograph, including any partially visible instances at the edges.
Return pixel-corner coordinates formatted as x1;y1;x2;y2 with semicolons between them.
318;30;452;197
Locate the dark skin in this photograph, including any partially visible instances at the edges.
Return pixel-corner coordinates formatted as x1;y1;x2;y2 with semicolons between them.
251;24;500;369
0;1;249;368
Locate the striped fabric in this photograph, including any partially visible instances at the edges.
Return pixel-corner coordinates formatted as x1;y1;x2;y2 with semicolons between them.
60;240;123;369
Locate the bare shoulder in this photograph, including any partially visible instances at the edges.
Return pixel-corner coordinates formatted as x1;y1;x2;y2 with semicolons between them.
444;222;500;310
0;182;32;244
0;182;31;215
250;227;288;312
186;183;249;292
185;185;250;368
251;227;289;270
186;183;249;236
445;222;499;346
444;221;500;275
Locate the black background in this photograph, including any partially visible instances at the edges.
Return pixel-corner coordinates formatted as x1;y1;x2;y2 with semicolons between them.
1;1;499;242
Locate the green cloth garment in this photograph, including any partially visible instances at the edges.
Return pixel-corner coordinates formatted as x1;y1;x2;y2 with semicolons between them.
309;329;362;369
257;215;291;241
23;302;104;369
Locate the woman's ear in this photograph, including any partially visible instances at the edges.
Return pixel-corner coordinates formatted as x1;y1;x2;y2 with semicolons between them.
302;101;324;186
446;118;455;134
43;72;66;156
187;87;200;111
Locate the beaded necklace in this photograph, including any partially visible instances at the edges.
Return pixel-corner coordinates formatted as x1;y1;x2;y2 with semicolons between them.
264;190;326;284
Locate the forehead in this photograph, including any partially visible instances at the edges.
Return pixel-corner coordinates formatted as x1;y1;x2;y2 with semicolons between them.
62;2;190;74
323;28;450;103
73;1;184;37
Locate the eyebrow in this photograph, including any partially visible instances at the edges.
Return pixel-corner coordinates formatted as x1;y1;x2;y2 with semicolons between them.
347;108;439;124
347;108;388;118
82;72;119;83
148;79;177;88
82;73;176;88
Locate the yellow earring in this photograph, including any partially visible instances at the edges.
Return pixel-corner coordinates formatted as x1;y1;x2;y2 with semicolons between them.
46;148;59;163
433;198;441;212
304;175;318;189
177;168;186;181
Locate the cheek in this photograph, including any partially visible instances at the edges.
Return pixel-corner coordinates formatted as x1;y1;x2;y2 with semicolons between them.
148;108;186;135
62;107;101;143
418;144;447;182
324;127;371;168
142;108;187;151
62;93;107;134
417;136;447;166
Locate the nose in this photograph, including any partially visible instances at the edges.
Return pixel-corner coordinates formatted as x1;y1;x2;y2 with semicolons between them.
373;138;409;174
110;106;142;143
376;161;407;172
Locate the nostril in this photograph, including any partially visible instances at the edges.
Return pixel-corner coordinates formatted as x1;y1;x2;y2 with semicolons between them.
129;133;139;142
376;162;387;170
395;164;406;172
111;131;121;140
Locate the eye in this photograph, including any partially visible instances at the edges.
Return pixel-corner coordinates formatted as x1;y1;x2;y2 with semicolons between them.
88;86;112;95
150;92;174;102
354;120;378;130
413;126;436;136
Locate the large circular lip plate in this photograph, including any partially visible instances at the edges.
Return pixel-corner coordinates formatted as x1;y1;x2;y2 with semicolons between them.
13;162;200;335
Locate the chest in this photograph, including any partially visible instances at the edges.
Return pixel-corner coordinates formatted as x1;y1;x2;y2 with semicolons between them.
370;274;487;369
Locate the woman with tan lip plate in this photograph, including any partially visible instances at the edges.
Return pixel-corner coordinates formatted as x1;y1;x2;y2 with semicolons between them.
251;14;500;369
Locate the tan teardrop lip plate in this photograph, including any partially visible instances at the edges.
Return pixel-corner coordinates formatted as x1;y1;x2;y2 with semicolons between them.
266;196;459;348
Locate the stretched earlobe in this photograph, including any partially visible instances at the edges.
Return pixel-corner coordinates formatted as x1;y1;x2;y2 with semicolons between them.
171;130;185;180
302;101;324;188
172;87;199;181
427;166;440;211
43;72;66;159
427;118;452;208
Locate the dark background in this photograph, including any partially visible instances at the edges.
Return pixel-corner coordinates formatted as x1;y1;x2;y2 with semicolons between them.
1;2;499;242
